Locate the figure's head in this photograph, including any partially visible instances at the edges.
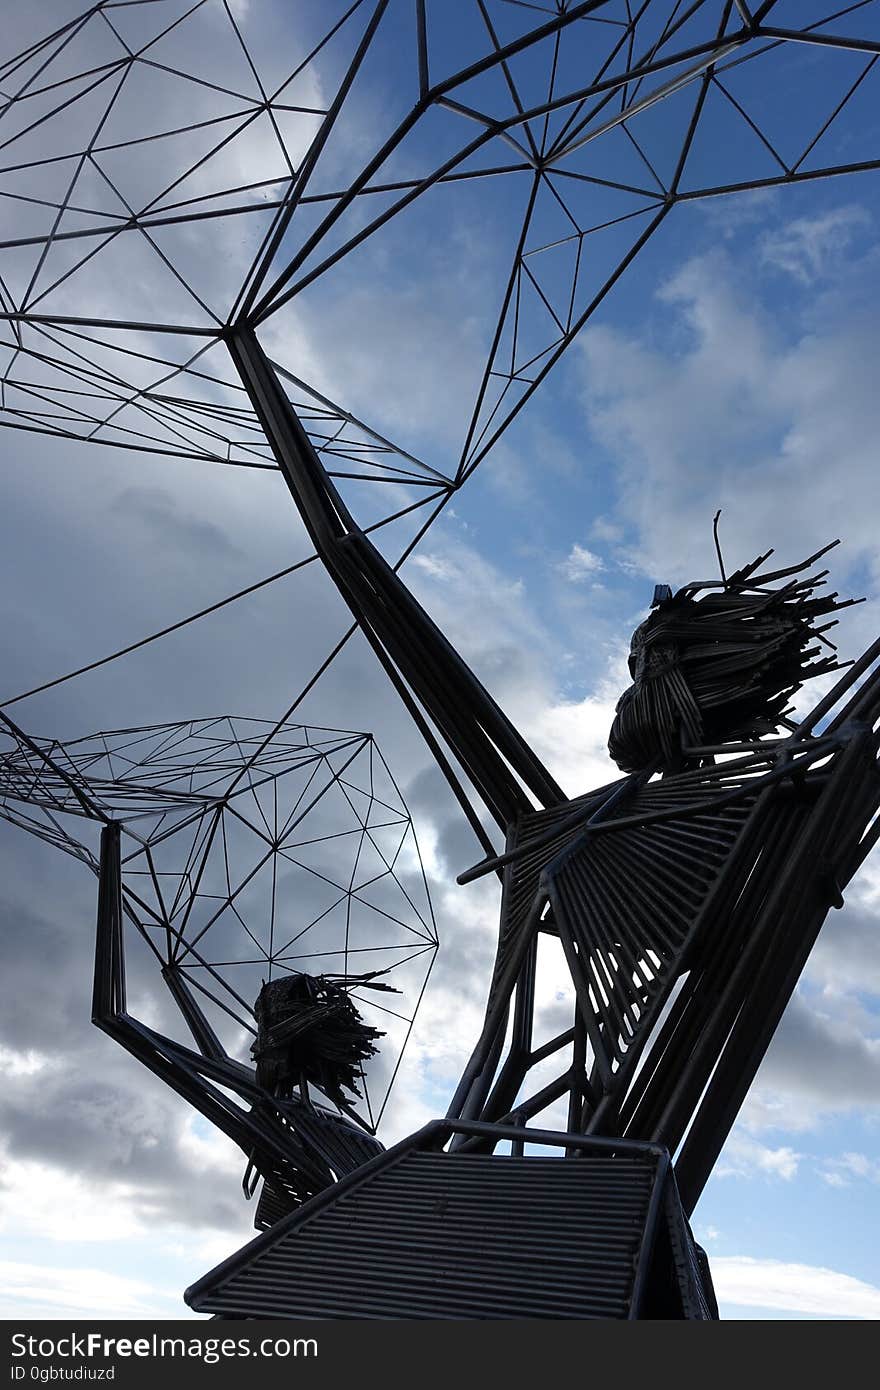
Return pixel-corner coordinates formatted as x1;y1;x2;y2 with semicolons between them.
608;543;857;774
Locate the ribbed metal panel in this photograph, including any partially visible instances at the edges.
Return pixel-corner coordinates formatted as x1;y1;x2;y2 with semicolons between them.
190;1149;661;1319
254;1177;297;1231
484;791;602;1011
485;771;759;1020
547;786;758;1082
254;1104;384;1229
286;1101;384;1173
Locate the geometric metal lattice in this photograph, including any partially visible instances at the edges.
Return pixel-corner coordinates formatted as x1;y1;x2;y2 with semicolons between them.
0;714;437;1132
3;2;880;501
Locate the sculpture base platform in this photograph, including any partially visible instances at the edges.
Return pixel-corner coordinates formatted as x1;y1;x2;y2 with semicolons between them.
186;1121;717;1320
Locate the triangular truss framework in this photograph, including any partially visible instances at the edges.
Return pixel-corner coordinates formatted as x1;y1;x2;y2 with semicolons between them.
0;1;878;500
0;711;438;1144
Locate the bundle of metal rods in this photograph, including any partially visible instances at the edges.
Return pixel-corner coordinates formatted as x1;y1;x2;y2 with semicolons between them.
251;972;393;1106
608;542;860;773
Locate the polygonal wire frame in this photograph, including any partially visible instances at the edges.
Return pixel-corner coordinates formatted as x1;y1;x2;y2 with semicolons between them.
2;1;880;505
0;714;438;1129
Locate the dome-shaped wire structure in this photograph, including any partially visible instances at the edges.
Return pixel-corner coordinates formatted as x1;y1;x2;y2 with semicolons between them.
0;710;437;1221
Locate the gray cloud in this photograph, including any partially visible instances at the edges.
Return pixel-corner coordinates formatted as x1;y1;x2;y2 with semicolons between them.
805;897;880;1000
747;991;880;1132
110;486;243;560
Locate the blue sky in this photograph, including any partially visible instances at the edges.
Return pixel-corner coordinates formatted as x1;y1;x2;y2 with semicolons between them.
1;0;880;1321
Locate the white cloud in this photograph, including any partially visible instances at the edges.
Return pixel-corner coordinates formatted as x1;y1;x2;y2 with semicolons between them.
407;533;551;720
577;228;880;599
590;516;624;544
0;1045;54;1078
0;1261;182;1320
408;527;628;795
759;207;872;284
0;1159;140;1245
713;1257;880;1320
715;1132;801;1183
803;859;880;999
527;679;623;796
410;553;460;583
558;543;605;582
819;1151;880;1188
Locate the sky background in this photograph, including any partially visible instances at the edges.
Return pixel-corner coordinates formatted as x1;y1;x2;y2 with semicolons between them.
2;0;880;1320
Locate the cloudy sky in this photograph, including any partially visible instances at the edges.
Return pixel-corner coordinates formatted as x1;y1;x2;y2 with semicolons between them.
2;0;880;1321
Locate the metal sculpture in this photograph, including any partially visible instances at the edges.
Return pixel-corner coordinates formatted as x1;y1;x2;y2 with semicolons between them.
2;0;880;1318
0;713;437;1225
181;333;880;1317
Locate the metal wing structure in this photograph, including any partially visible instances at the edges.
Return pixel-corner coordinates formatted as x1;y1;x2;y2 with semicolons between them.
3;0;880;1319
